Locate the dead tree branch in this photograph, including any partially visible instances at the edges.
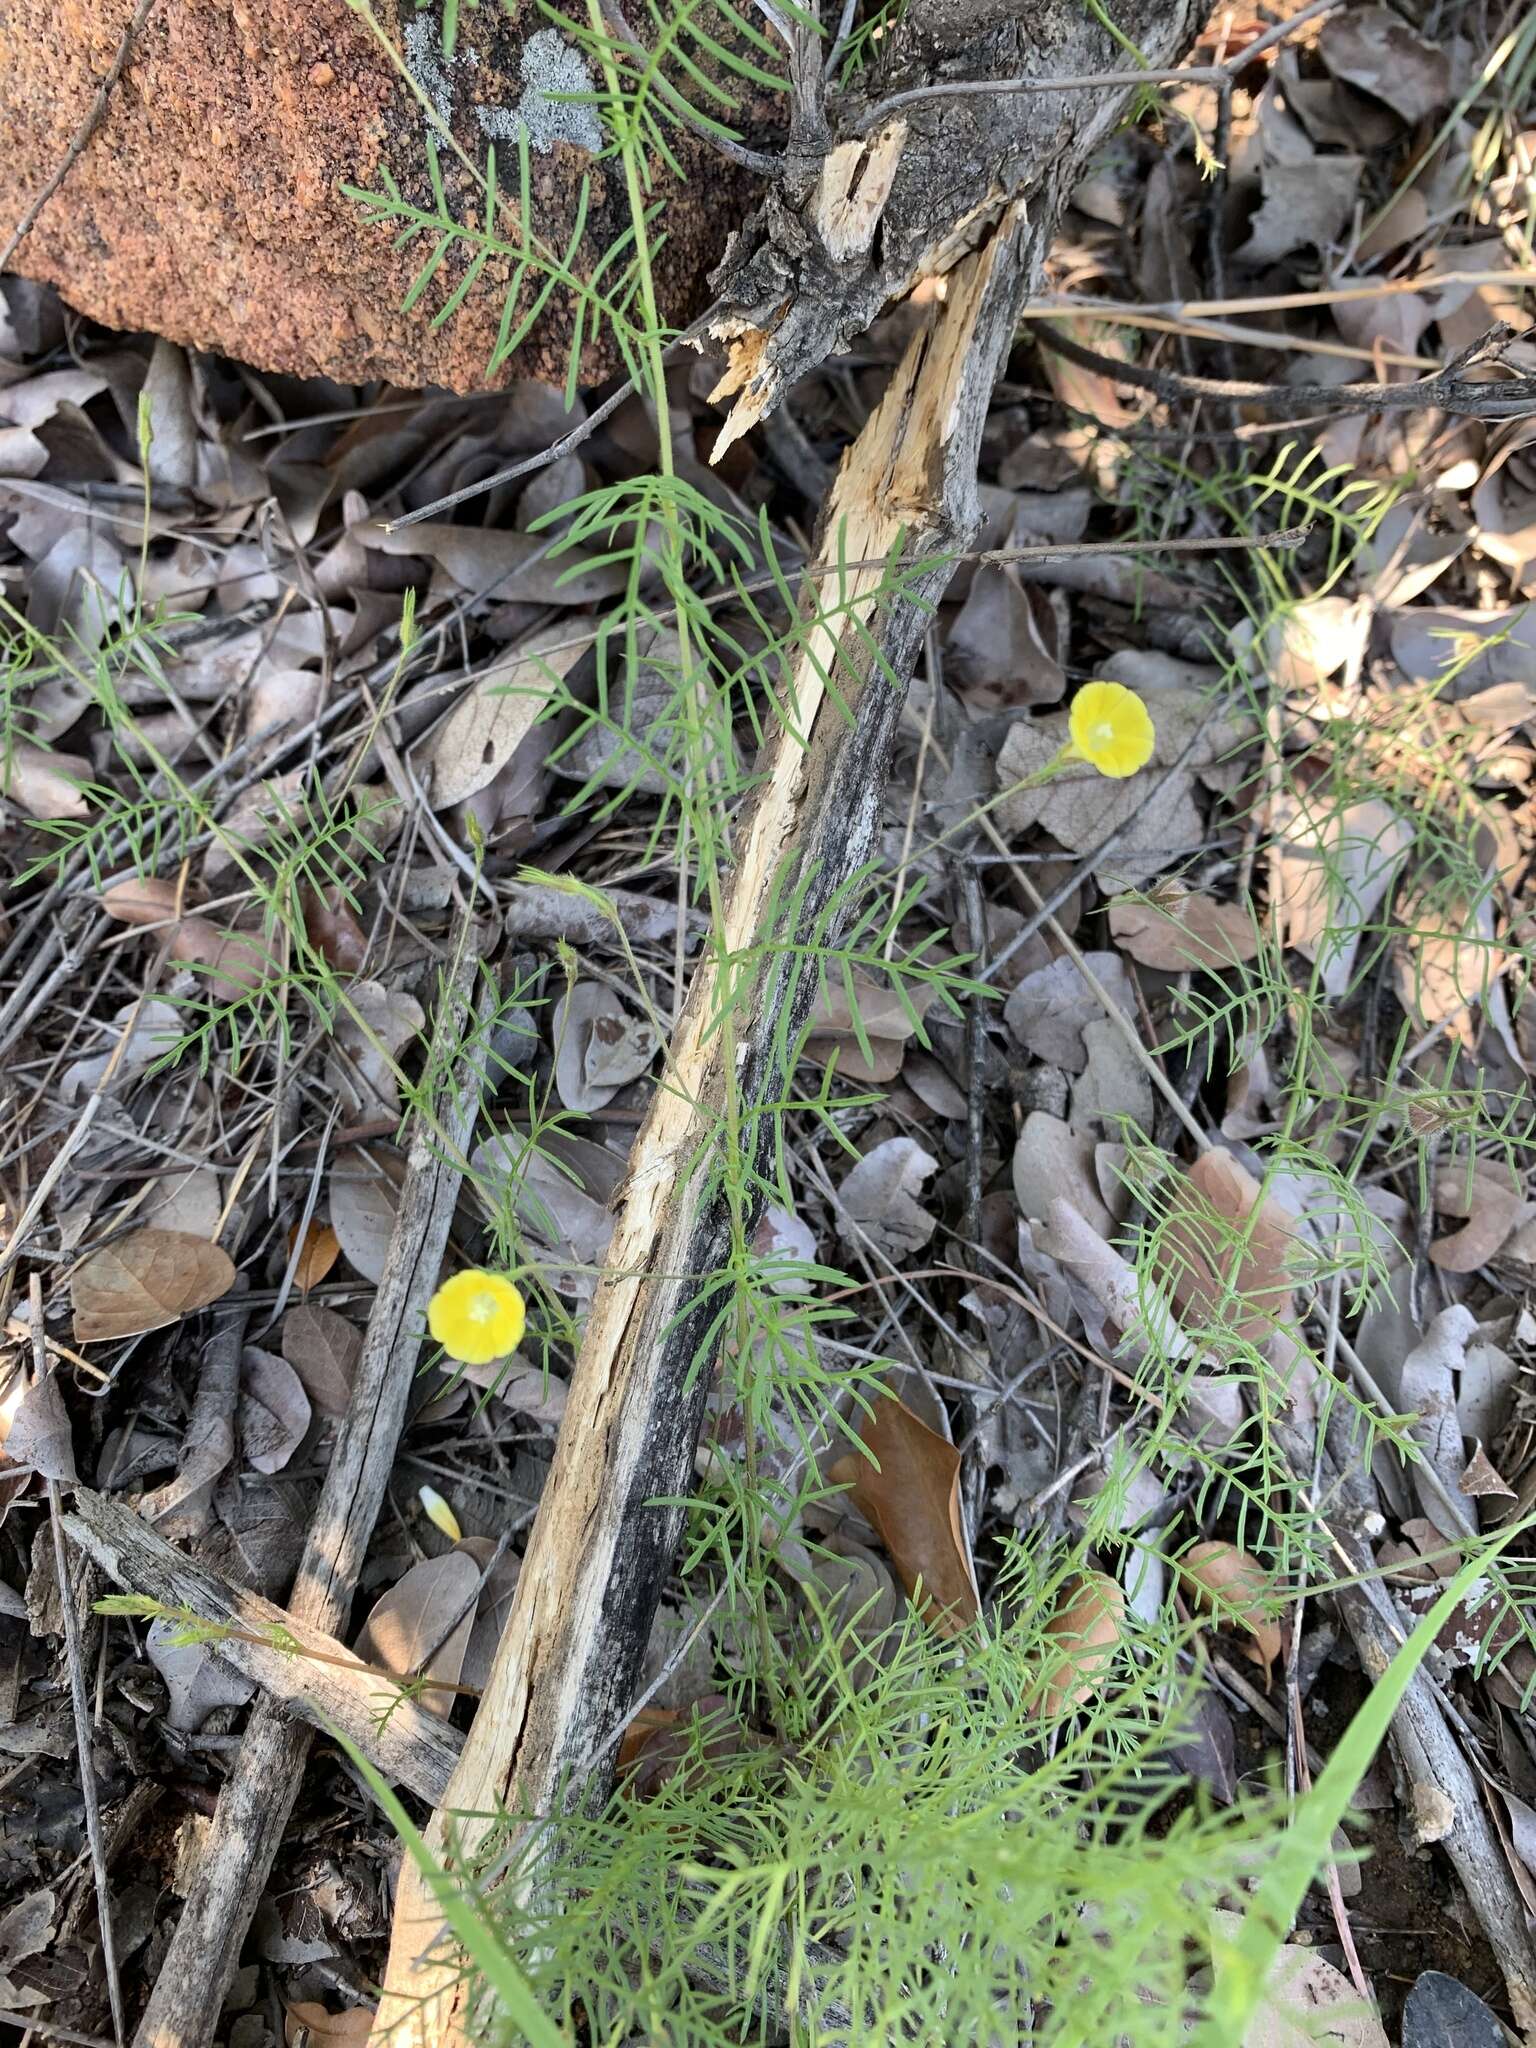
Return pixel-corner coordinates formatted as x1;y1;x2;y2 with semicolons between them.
130;933;489;2048
67;1488;463;1805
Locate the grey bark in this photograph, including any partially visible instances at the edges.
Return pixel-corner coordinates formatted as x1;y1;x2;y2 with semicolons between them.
131;938;490;2048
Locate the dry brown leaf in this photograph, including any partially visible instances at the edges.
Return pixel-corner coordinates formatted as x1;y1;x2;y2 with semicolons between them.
1159;1148;1298;1353
552;982;659;1113
330;982;425;1118
1458;1444;1515;1500
169;920;277;1001
1209;1910;1389;2047
423;625;589;809
803;975;933;1084
1003;951;1134;1072
287;1221;340;1296
1235;154;1363;268
1318;5;1450;124
100;876;179;926
328;1147;403;1285
281;1303;362;1419
1039;1570;1125;1716
827;1392;978;1634
354;1547;481;1717
836;1137;939;1260
1270;796;1412;1001
302;886;368;975
1180;1540;1282;1672
71;1229;235;1343
147;1619;257;1732
283;2001;375;2048
1013;1112;1114;1238
143;1167;223;1240
1394;887;1504;1039
2;1373;75;1484
1429;1160;1523;1273
1108;891;1259;973
237;1346;312;1475
1;743;92;822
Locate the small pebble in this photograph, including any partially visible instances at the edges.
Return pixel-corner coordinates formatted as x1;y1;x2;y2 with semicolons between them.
309;60;335;86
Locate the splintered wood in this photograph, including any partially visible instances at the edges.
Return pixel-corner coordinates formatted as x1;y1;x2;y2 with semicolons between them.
375;204;1035;2048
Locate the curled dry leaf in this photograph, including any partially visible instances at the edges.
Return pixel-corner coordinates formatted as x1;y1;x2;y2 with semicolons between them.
423;625;589;810
1108;891;1260;973
1039;1570;1125;1716
2;1373;75;1484
281;1303;362;1419
71;1229;235;1343
552;982;659;1113
354;1547;481;1717
836;1136;939;1260
827;1391;978;1634
1429;1159;1523;1273
330;982;426;1118
237;1346;312;1475
1159;1148;1298;1353
1180;1540;1282;1672
1013;1112;1115;1239
287;1220;341;1296
328;1147;403;1286
1003;951;1134;1073
1041;1197;1194;1362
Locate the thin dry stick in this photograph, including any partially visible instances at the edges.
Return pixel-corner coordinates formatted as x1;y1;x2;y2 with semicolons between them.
1036;320;1536;421
0;0;159;272
31;1278;125;2048
131;930;490;2048
66;1488;464;1804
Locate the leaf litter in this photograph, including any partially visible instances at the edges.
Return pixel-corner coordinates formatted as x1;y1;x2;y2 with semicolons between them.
5;5;1536;2036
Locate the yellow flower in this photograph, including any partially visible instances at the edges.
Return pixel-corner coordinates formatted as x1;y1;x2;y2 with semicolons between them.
1066;682;1155;779
427;1269;526;1366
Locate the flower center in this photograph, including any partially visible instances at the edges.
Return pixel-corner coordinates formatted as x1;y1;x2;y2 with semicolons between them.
466;1292;498;1324
1092;721;1116;749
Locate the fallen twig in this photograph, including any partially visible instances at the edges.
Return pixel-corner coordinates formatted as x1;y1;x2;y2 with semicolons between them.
130;924;490;2048
32;1279;125;2048
1036;320;1536;422
67;1487;465;1805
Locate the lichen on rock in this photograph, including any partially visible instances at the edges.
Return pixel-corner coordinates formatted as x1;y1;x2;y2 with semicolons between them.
476;27;603;156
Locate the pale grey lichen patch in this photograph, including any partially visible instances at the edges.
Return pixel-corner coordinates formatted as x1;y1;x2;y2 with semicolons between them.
404;16;478;128
476;29;603;155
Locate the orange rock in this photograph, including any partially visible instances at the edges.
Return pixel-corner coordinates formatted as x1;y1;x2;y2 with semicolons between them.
1;0;767;391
